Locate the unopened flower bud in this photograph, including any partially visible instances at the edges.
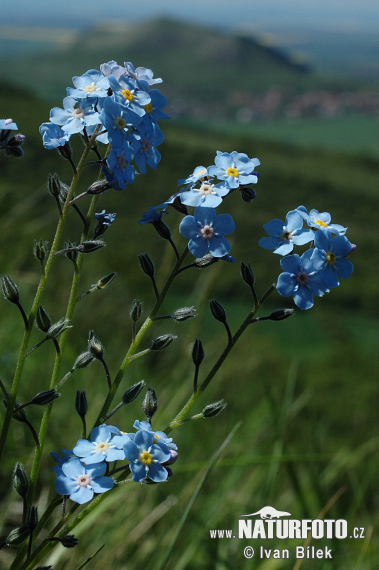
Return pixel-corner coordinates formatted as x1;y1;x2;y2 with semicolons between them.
87;179;112;196
33;240;49;262
36;305;52;333
152;218;171;240
209;299;226;323
130;299;142;322
96;272;117;289
75;390;88;419
1;275;20;304
47;173;61;197
241;187;256;203
138;253;155;277
27;506;38;532
192;339;204;367
73;351;94;370
121;380;146;404
202;400;227;418
12;462;29;498
240;262;255;287
163;449;178;466
170;196;188;215
3;399;28;423
57;141;72;161
141;387;158;421
5;524;30;546
46;318;71;340
31;389;60;406
88;330;104;359
76;240;105;254
194;253;219;268
267;308;295;321
171;306;197;322
150;334;177;351
64;242;78;263
58;535;79;548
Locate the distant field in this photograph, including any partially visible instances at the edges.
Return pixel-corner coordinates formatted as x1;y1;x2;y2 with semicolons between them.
184;115;379;157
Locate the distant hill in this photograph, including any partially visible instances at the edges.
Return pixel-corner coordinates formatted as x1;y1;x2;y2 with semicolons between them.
0;18;322;106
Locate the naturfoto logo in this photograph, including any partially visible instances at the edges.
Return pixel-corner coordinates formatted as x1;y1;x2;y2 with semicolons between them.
238;506;348;540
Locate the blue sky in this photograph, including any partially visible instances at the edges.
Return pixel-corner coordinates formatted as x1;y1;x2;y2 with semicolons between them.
2;0;379;32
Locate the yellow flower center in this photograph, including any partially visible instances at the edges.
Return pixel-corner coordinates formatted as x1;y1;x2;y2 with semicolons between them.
95;441;110;453
315;219;328;228
122;89;134;101
85;83;97;93
139;451;152;465
226;167;239;178
143;103;153;114
326;252;336;265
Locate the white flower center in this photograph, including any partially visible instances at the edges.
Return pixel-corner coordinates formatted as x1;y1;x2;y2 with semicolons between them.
72;108;85;120
198;183;214;196
200;224;214;239
75;474;91;487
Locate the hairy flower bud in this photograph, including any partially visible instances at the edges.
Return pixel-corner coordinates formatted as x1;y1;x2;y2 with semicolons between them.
267;308;295;321
141;387;158;421
192;339;204;367
33;240;49;262
88;330;104;359
76;240;105;254
36;305;52;333
122;380;146;405
75;390;88;419
1;275;20;304
138;253;155;278
202;400;227;418
240;262;255;287
209;299;227;323
27;506;38;532
5;524;30;546
240;187;256;203
152;218;172;240
47;173;61;197
194;253;219;268
87;179;112;196
73;351;94;370
30;389;60;406
12;462;29;498
130;299;142;322
171;306;197;322
96;272;117;290
46;318;72;340
150;334;177;351
58;535;79;548
64;242;78;263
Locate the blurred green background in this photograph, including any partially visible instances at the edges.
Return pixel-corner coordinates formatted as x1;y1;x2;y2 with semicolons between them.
0;14;378;570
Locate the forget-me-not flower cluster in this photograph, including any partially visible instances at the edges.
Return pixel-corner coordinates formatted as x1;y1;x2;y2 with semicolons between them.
259;205;354;309
139;150;260;259
52;421;177;503
39;60;169;189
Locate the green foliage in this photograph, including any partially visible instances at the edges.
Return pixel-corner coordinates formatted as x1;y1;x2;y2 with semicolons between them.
0;78;378;569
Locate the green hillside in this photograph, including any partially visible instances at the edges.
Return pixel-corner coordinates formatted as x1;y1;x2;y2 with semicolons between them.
0;17;358;106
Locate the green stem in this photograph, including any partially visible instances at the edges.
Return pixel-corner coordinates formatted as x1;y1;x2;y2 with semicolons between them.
27;195;100;507
166;283;277;433
94;246;189;427
0;126;100;464
20;480;133;570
